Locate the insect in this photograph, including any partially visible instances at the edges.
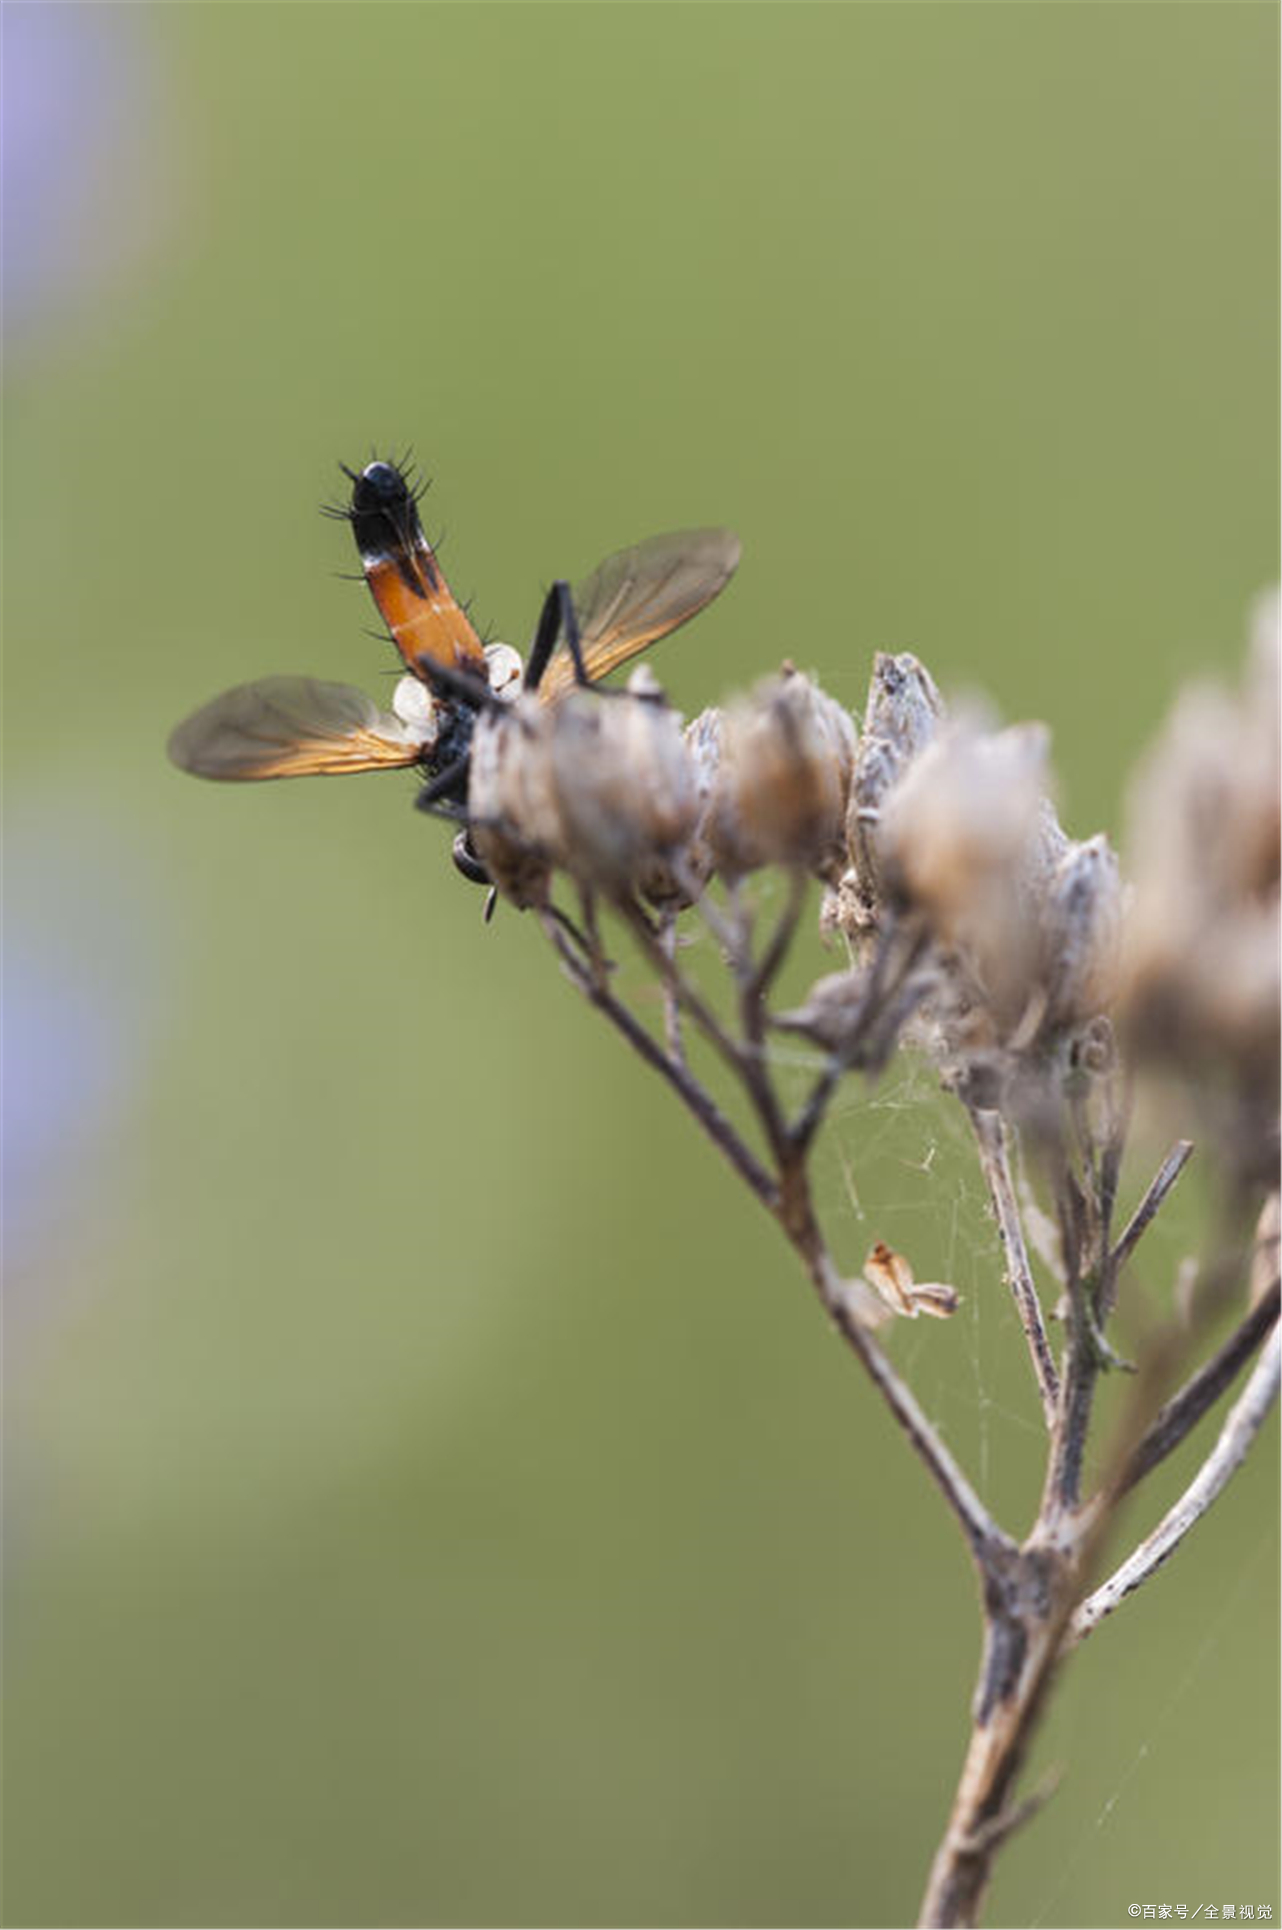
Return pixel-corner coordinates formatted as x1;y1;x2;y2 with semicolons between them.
169;458;740;885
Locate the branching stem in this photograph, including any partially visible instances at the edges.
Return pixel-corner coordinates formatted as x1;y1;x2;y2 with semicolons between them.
1069;1322;1281;1643
1106;1138;1194;1299
967;1107;1060;1428
532;871;1267;1930
1119;1278;1280;1493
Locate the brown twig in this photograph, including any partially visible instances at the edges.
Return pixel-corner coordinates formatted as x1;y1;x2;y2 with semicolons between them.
1069;1322;1281;1643
1104;1138;1194;1306
1119;1277;1280;1493
539;910;778;1211
967;1107;1060;1428
543;900;1010;1582
656;912;686;1067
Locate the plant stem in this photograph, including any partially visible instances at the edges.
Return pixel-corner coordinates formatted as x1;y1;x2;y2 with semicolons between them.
1104;1138;1194;1303
967;1107;1060;1428
1119;1278;1280;1493
1069;1322;1281;1642
917;1547;1075;1928
540;911;778;1210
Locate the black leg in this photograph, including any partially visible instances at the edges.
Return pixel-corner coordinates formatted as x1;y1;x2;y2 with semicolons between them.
524;581;563;693
415;653;506;714
558;580;590;685
526;580;589;693
451;829;491;885
414;752;472;812
416;799;471;824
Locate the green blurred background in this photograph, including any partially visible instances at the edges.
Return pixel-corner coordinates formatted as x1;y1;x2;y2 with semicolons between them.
4;5;1277;1926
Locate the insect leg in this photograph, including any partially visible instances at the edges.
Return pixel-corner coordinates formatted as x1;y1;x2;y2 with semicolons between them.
526;581;590;692
414;753;472;812
557;581;590;686
452;829;492;885
414;655;505;714
524;581;564;692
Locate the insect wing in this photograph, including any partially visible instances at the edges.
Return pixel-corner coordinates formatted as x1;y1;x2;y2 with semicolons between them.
167;676;426;780
536;527;741;705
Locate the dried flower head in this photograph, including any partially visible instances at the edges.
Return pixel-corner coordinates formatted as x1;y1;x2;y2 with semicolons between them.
877;718;1065;1039
547;672;697;897
1120;594;1280;1175
657;705;726;907
467;696;563;909
773;965;875;1053
712;668;857;880
1040;834;1124;1033
841;652;945;931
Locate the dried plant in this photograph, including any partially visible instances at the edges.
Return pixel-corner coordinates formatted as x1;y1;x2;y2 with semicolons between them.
461;608;1279;1927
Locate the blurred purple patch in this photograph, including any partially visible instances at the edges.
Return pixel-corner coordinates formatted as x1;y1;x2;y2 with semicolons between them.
2;4;171;337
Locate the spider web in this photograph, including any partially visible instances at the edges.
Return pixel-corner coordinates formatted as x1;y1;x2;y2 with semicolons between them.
779;1036;1276;1921
773;1037;1050;1513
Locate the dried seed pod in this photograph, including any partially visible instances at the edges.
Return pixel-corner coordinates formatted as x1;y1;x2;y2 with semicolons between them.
880;720;1050;934
773;967;871;1051
1041;834;1123;1030
467;699;562;909
712;668;856;880
862;649;945;753
548;677;697;896
680;705;727;894
879;719;1063;1035
846;653;945;917
639;703;726;909
1119;597;1280;1180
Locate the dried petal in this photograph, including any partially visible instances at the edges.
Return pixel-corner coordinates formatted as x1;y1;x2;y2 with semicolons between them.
863;1240;917;1316
862;1241;962;1320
